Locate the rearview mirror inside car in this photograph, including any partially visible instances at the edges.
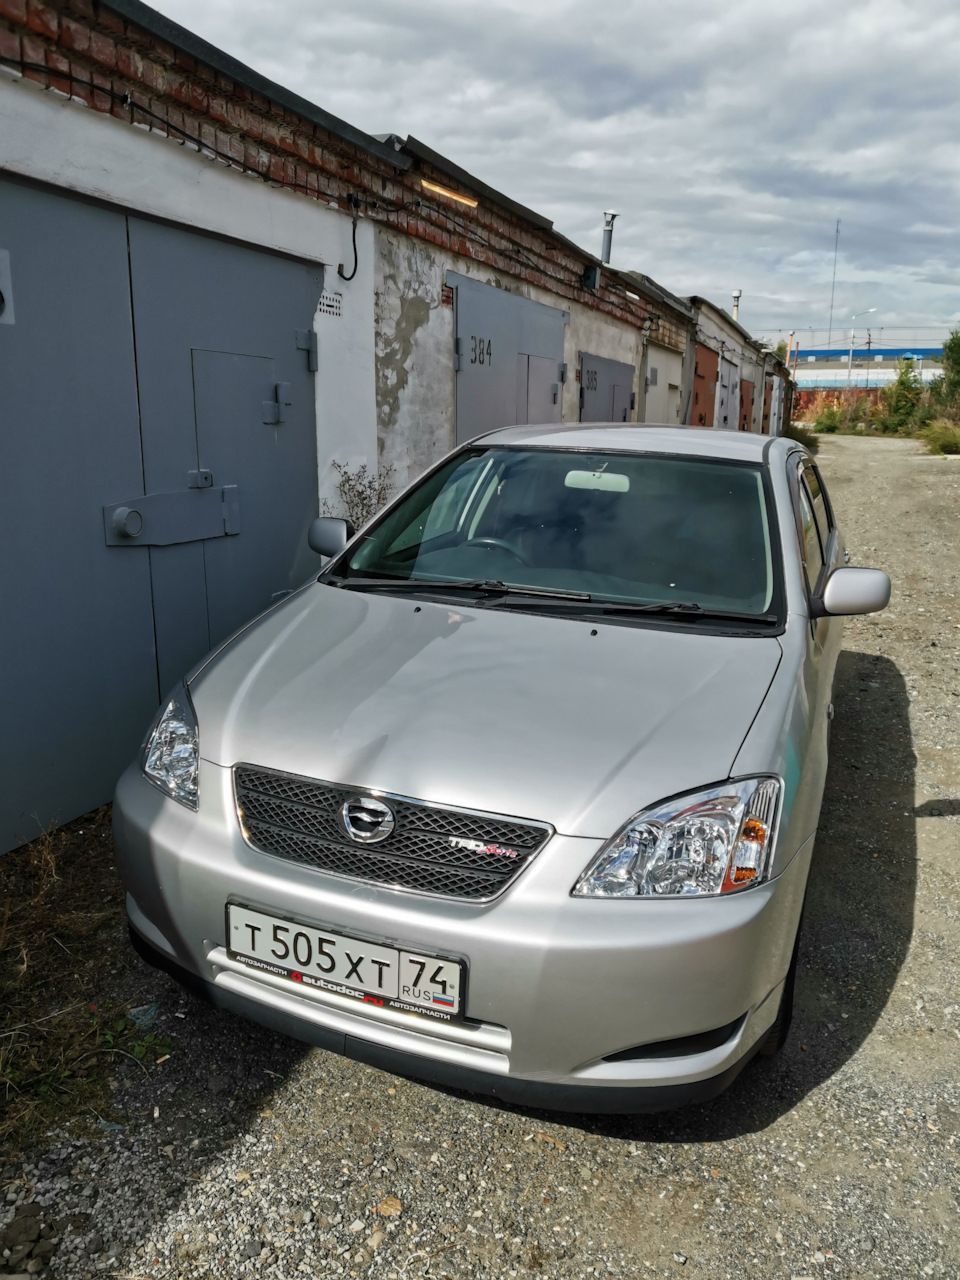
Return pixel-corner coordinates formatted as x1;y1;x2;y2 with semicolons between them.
814;566;891;617
308;516;356;558
564;469;630;492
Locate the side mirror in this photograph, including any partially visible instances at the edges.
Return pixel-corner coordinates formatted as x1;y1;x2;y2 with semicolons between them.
308;516;355;558
814;566;891;617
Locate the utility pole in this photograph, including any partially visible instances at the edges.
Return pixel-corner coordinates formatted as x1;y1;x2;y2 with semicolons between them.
846;308;877;387
732;289;741;321
827;218;840;352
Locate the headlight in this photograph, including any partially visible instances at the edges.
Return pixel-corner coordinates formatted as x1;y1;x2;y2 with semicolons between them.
142;684;199;809
572;777;781;898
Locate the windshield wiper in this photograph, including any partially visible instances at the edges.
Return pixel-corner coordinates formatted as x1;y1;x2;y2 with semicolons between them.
487;596;775;622
325;578;774;622
326;577;592;602
577;601;777;623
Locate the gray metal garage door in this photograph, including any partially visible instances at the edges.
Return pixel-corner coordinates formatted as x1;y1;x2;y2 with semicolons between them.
716;357;740;430
0;177;322;852
449;272;568;443
579;352;635;422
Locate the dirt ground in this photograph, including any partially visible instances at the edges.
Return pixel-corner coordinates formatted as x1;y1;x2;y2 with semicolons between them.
2;435;959;1280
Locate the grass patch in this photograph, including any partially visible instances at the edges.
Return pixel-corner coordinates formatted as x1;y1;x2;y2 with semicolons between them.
921;419;960;455
0;808;171;1154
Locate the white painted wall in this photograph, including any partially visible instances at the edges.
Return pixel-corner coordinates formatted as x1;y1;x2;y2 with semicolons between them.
0;71;377;508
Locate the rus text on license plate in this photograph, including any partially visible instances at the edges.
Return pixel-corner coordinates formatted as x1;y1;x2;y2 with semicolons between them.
226;904;464;1022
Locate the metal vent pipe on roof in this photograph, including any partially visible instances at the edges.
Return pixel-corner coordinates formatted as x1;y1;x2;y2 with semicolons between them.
732;289;741;321
601;211;618;265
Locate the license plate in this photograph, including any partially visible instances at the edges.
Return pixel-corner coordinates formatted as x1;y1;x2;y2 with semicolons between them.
226;904;465;1022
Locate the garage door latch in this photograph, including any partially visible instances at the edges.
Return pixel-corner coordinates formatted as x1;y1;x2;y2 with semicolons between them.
103;483;241;546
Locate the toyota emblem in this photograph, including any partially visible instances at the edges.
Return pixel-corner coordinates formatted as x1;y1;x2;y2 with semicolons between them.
340;795;396;844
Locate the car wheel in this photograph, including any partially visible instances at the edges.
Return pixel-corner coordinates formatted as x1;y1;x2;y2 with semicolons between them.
758;919;802;1057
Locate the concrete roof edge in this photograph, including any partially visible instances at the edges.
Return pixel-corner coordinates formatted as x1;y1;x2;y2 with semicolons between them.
687;295;762;348
622;272;697;321
101;0;412;172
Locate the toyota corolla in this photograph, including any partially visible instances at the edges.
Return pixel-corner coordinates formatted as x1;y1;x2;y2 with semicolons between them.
113;425;890;1112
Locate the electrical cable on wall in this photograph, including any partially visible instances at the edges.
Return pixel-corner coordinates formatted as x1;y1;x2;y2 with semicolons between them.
0;54;656;324
338;200;359;281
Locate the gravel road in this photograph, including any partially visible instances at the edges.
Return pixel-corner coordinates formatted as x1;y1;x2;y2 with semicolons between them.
3;435;959;1280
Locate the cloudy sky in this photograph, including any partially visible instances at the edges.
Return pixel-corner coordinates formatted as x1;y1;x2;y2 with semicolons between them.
152;0;960;343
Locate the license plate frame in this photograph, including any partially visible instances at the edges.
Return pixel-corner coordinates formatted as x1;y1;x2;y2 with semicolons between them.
225;903;467;1024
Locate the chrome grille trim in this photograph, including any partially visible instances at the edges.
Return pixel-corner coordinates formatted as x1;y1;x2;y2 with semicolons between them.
233;764;553;902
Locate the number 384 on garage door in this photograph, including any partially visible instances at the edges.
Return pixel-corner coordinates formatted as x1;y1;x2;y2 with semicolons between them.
226;903;465;1022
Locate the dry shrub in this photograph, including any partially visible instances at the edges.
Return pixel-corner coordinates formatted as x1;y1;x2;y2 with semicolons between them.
321;459;395;528
795;389;838;424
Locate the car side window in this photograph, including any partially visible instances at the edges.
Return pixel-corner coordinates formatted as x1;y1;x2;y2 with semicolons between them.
797;477;824;588
803;465;831;550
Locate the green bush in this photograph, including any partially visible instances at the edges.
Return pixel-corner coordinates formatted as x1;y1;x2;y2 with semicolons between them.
938;328;960;405
872;359;924;433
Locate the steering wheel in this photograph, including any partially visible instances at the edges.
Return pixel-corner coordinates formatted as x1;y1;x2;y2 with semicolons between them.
463;536;531;566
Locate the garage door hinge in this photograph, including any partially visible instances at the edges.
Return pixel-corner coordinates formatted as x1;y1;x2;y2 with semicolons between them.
454;337;462;372
262;382;293;425
295;329;319;372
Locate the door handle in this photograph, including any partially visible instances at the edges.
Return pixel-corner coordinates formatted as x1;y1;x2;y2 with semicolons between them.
111;506;143;539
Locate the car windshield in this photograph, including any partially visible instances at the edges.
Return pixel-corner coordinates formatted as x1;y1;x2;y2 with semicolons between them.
337;447;778;618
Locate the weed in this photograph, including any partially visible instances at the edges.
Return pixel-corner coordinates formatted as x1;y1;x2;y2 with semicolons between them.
0;808;171;1152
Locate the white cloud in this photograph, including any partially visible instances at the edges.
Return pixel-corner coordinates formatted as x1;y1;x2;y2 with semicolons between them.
149;0;960;335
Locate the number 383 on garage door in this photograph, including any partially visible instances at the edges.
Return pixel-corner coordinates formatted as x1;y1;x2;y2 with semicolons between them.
226;903;465;1022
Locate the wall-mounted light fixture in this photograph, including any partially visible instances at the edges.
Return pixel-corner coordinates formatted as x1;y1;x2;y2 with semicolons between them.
420;179;478;209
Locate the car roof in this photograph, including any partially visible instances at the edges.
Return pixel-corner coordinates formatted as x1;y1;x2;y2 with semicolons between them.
472;423;796;463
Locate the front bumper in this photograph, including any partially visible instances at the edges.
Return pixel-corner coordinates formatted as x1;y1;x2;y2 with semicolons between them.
114;760;811;1113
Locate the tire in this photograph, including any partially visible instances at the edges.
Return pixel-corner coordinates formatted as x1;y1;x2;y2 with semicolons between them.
758;919;802;1057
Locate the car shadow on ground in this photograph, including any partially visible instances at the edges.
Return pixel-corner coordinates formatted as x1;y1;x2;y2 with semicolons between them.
442;648;916;1143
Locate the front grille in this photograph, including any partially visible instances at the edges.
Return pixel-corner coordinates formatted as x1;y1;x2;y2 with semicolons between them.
234;765;552;901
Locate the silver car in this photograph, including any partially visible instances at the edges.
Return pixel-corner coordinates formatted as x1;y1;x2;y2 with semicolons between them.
113;426;890;1113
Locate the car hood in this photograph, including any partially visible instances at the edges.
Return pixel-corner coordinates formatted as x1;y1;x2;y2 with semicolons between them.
191;584;782;839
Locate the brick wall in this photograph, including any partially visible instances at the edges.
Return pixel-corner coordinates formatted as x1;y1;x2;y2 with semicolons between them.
0;0;682;339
